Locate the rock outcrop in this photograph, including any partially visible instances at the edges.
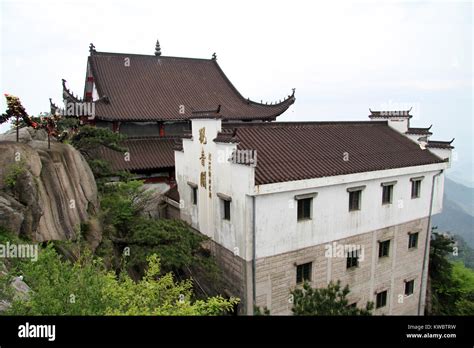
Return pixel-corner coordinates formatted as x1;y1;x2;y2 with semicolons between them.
0;127;99;241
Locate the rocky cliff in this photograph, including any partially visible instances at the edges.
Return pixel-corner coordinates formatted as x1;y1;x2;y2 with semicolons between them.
0;127;99;242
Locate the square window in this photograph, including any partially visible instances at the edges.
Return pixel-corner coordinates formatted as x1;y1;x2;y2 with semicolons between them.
376;290;387;308
192;187;197;205
382;185;393;204
379;240;390;258
405;280;414;296
297;198;312;221
408;233;419;249
411;180;421;199
349;190;362;211
346;249;360;269
296;262;312;284
223;200;231;220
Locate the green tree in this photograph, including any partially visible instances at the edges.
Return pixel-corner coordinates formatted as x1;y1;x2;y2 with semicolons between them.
70;125;126;159
291;281;374;315
4;245;237;316
100;180;152;236
428;232;464;315
451;262;474;315
99;180;220;283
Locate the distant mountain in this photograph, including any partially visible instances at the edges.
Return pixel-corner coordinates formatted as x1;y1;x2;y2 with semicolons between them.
433;178;474;248
444;177;474;216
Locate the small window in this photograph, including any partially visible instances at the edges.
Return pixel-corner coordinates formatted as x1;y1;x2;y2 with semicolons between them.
411;180;421;198
405;280;414;296
379;240;390;258
223;200;231;220
382;185;393;204
408;233;419;249
346;249;360;269
349;190;362;211
296;262;312;284
376;290;387;309
192;187;197;205
348;302;357;308
297;198;312;221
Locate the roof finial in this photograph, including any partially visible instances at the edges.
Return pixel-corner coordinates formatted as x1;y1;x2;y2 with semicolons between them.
212;52;217;60
155;39;162;56
89;43;96;54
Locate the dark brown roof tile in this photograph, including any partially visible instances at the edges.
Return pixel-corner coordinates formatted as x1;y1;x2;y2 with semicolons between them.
89;52;295;122
216;121;445;185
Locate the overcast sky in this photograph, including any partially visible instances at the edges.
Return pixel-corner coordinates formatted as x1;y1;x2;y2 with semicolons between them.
1;0;472;184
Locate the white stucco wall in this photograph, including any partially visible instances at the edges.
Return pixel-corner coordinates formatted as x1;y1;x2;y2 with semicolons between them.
175;119;447;261
428;147;452;166
387;118;409;133
175;118;255;261
254;167;445;258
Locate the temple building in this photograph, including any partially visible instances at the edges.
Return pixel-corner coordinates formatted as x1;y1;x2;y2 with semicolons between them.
53;40;295;192
173;110;454;314
55;41;456;315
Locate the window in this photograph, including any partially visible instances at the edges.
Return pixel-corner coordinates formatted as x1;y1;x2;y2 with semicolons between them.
349;190;362;211
223;200;231;220
376;290;387;308
382;184;394;204
379;240;391;258
405;280;414;296
411;179;422;198
217;193;232;221
408;233;419;249
191;187;197;205
188;182;198;205
296;262;312;284
348;302;358;308
297;198;312;221
346;249;360;269
347;186;365;211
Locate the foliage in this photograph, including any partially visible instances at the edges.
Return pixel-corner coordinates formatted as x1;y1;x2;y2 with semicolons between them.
428;232;464;315
100;180;153;236
291;281;374;315
126;218;219;276
4;245;238;315
70;125;126;160
451;262;474;315
450;235;474;270
3;160;26;189
103;254;237;315
99;180;220;284
0;94;34;127
254;306;271;315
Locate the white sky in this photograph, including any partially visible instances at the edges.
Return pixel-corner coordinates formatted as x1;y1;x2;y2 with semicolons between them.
1;0;472;183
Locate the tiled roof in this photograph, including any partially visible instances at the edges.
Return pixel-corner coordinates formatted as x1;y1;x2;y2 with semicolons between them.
214;121;446;185
426;139;455;149
97;137;176;172
406;126;433;135
88;52;295;122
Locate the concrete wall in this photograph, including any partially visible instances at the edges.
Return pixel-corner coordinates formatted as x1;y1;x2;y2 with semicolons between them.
255;217;429;315
206;238;253;314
